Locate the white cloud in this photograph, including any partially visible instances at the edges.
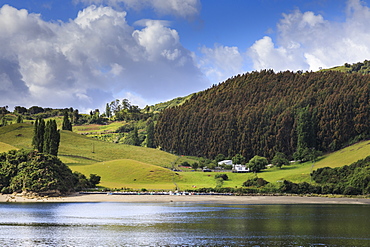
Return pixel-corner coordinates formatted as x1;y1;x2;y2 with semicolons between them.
0;4;207;110
76;0;201;19
249;0;370;72
198;44;245;83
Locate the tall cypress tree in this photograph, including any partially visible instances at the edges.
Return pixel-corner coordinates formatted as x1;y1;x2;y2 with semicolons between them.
105;103;111;119
146;121;155;148
43;120;60;156
32;118;45;152
62;111;72;131
49;120;60;156
43;120;51;155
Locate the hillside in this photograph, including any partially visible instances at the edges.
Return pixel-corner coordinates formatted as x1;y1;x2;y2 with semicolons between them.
0;122;370;191
71;159;179;190
322;60;370;74
148;94;194;113
0;123;187;168
155;70;370;160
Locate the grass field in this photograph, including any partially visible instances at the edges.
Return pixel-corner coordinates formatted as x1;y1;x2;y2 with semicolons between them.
70;159;179;190
1;123;370;190
73;121;125;135
0;142;19;153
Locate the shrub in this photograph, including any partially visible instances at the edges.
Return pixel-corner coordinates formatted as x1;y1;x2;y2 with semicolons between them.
215;174;228;181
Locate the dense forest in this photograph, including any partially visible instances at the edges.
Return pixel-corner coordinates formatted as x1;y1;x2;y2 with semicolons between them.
155;70;370;160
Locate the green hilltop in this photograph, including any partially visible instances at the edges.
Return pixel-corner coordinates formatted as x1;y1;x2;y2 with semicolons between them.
321;60;370;74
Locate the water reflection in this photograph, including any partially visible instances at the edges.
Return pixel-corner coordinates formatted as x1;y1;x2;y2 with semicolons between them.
0;202;369;246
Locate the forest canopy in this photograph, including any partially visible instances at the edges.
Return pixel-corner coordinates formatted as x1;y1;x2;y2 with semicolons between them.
155;70;370;160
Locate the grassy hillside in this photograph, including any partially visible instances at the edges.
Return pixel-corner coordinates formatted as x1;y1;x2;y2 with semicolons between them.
71;159;180;190
313;140;370;169
0;142;19;153
0;123;187;168
321;60;370;74
149;94;194;113
1;123;370;190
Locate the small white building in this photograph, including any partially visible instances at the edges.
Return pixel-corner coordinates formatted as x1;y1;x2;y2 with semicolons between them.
232;164;249;173
218;160;249;172
218;160;233;166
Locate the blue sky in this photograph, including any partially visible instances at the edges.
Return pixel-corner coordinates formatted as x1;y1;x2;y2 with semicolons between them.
0;0;370;112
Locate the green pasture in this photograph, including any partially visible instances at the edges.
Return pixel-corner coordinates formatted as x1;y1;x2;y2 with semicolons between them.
1;123;370;190
73;121;125;134
313;140;370;169
0;123;192;168
70;159;179;190
0;142;19;153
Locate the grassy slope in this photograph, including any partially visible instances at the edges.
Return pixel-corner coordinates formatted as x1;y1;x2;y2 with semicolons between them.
0;123;183;168
1;123;370;190
0;142;19;153
257;140;370;184
73;121;125;135
150;94;194;113
72;159;180;190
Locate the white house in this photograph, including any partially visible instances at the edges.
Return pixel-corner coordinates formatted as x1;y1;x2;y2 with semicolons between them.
218;160;249;172
232;164;249;173
218;160;233;166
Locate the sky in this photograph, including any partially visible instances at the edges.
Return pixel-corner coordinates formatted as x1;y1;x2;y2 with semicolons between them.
1;0;370;112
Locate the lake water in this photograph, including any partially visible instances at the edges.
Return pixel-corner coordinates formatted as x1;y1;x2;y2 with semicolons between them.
0;202;369;246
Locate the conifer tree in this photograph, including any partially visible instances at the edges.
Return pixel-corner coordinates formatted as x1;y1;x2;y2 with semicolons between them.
146;120;155;148
16;115;23;123
105;103;111;119
44;120;60;156
49;120;60;156
62;111;72;131
32;118;45;152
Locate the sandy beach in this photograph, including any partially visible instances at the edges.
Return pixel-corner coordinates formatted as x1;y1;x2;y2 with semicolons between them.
1;193;369;204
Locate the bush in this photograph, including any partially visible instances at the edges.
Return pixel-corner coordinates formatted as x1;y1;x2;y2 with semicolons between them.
215;174;228;181
242;177;269;187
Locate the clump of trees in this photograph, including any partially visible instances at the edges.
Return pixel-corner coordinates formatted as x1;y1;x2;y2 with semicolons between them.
242;177;269;187
32;118;60;156
73;172;101;191
310;156;370;195
0;149;101;195
0;150;74;194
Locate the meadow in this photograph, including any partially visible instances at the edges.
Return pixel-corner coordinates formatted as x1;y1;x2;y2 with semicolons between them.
1;122;370;190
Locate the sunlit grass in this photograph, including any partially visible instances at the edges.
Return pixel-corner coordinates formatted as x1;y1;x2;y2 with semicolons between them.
0;142;19;153
70;159;179;190
313;140;370;169
73;121;126;134
1;123;370;190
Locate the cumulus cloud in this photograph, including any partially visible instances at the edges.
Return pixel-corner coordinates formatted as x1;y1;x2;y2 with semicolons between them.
76;0;201;20
198;44;245;83
249;0;370;72
0;4;207;111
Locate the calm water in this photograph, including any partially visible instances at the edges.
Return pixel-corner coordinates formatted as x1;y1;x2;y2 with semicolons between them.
0;202;369;246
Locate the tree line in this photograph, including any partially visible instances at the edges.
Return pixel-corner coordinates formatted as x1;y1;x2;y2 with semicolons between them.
155;70;370;160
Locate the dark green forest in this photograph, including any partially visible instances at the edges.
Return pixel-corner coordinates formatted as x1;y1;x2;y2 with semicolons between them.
155;70;370;160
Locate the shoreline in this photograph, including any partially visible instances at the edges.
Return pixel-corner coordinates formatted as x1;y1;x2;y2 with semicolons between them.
1;193;369;204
